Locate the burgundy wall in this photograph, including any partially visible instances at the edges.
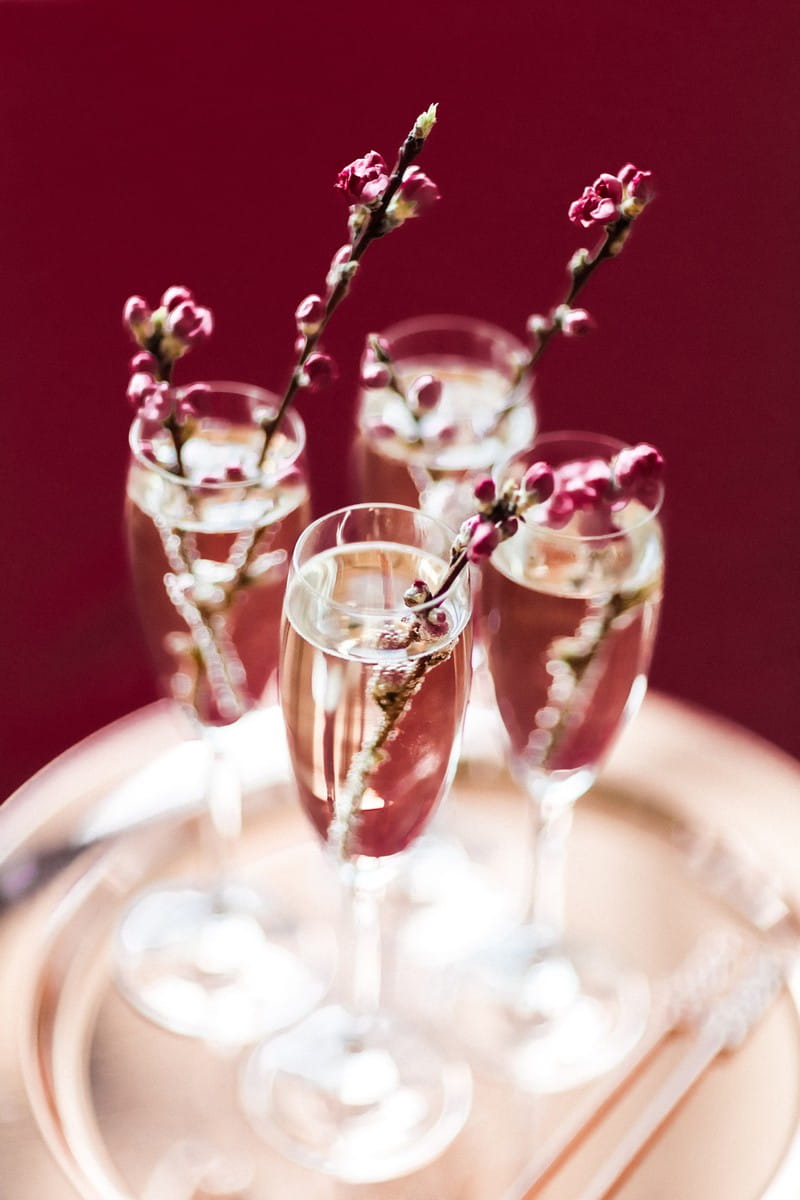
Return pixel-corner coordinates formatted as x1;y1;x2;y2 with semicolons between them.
1;0;797;800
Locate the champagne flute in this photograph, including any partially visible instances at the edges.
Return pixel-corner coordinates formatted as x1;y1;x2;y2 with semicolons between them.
241;503;473;1182
115;381;327;1044
466;431;665;1092
352;315;538;943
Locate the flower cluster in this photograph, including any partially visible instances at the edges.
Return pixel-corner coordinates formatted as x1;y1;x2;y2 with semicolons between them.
124;286;213;385
522;443;664;538
453;464;556;564
123;286;216;472
335;104;440;231
568;164;655;230
428;442;664;565
524;162;654;365
336;154;440;222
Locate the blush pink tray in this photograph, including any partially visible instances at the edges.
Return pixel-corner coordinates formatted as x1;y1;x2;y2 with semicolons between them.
1;692;799;1199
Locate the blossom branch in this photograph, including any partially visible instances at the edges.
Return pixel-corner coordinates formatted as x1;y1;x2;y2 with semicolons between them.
525;164;655;370
258;104;441;465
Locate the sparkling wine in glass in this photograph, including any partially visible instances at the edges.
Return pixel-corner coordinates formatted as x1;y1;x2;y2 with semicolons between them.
466;431;665;1091
354;314;536;528
241;503;473;1182
115;381;327;1044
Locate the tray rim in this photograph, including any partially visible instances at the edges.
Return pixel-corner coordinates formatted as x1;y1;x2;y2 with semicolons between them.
8;710;800;1200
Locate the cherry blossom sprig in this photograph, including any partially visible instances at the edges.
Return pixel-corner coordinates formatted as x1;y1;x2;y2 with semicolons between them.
529;441;664;536
526;164;655;367
258;103;441;466
123;286;214;475
356;163;654;450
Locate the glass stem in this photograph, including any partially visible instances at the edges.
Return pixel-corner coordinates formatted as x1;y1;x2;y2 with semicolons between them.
342;863;386;1032
523;785;575;946
200;728;243;895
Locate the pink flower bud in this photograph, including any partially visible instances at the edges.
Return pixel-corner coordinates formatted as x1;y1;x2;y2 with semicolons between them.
593;173;624;205
618;164;654;204
129;351;157;375
522;461;555;502
408;374;442;412
568;173;624;229
467;520;500;563
295;293;326;333
426;420;458;444
123;295;152;330
169;300;214;344
136;381;171;421
366;418;399;440
127;371;159;409
558;306;594;337
460;513;482;537
526;313;549;337
326;244;356;292
613;442;664;505
391;167;441;220
424;607;450;635
543;490;575;528
160;285;193;311
330;244;352;270
627;171;654;203
499;516;519;539
335;150;390;206
361;361;391;389
473;476;496;504
141;397;170;422
302;351;337;390
404;579;432;606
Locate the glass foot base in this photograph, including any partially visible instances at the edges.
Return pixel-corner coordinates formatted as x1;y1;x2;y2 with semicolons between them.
240;1004;472;1183
457;927;649;1093
114;881;330;1046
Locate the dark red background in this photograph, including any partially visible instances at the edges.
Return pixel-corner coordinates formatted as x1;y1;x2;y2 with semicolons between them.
1;1;797;801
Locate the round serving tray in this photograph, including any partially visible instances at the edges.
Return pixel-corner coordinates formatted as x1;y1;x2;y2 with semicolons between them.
1;695;799;1199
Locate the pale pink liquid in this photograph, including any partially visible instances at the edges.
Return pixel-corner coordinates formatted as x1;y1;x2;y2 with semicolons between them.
480;515;663;774
127;429;309;726
280;545;472;858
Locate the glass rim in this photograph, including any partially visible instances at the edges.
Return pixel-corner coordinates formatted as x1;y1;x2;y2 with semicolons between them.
498;428;665;543
369;312;530;358
128;380;307;490
290;501;470;619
